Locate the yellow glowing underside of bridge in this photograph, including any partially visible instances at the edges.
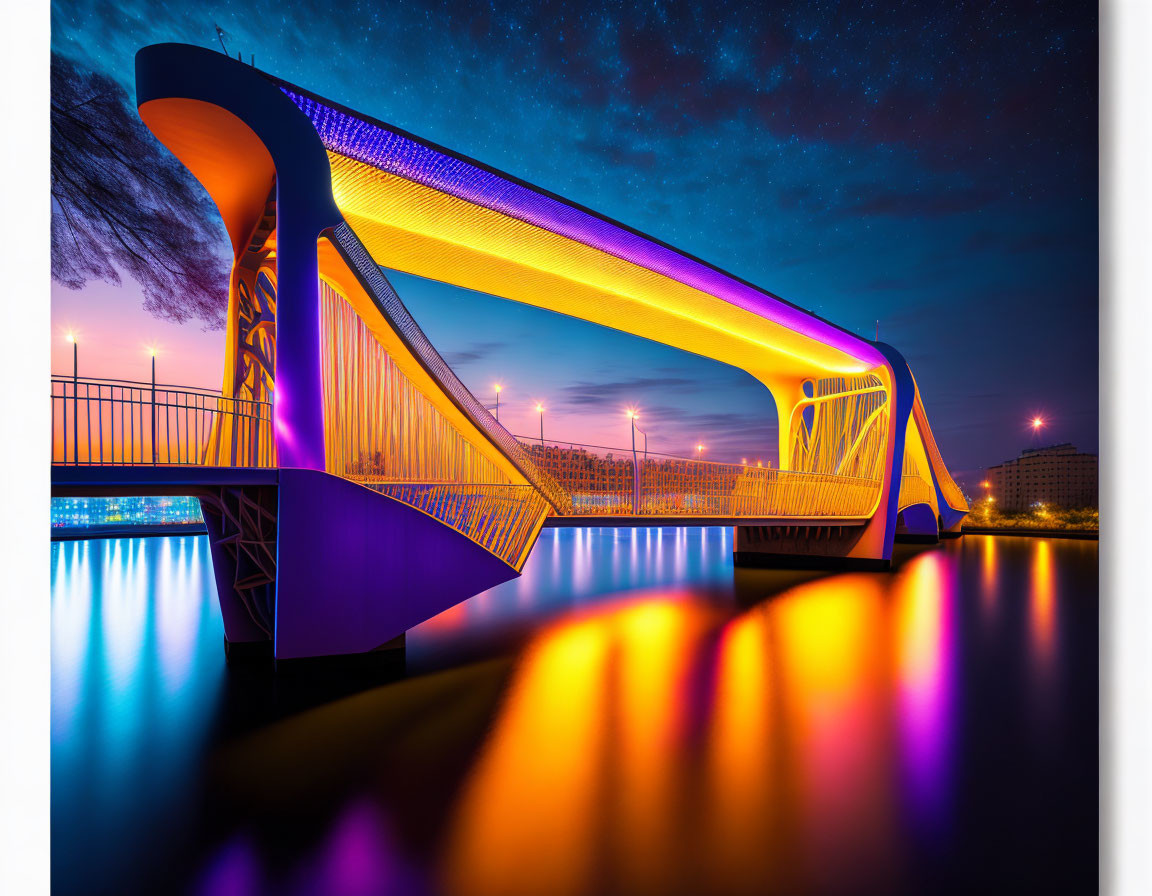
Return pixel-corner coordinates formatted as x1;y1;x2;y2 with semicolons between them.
327;153;874;384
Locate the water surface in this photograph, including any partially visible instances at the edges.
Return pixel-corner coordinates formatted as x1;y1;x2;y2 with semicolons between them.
51;529;1098;896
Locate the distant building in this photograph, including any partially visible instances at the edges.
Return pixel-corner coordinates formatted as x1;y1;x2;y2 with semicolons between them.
51;496;204;530
986;443;1097;511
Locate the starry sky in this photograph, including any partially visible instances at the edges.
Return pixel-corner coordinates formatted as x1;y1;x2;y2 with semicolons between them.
50;0;1098;486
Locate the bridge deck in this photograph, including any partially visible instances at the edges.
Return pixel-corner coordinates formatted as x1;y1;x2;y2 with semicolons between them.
51;467;869;527
50;465;279;495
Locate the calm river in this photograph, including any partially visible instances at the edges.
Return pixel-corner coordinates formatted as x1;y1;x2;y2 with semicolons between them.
51;529;1098;896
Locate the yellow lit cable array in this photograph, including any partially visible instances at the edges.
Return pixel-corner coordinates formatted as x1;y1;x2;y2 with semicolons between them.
911;388;968;512
789;375;889;482
319;280;512;485
896;449;936;511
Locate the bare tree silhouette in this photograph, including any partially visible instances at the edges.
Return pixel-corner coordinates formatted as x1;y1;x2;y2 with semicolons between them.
51;53;230;330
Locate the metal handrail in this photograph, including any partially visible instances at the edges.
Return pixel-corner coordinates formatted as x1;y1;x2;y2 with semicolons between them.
517;436;882;518
513;434;880;484
51;376;275;467
51;373;225;394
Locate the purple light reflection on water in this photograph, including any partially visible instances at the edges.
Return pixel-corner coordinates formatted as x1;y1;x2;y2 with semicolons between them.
193;835;263;896
287;799;424;896
893;551;956;833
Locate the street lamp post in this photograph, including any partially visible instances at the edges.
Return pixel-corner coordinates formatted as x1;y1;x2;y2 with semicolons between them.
494;383;502;422
536;403;545;445
696;443;705;461
149;348;158;464
627;409;642;513
66;332;78;465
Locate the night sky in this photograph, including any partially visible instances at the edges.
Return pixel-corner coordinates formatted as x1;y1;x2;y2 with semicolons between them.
50;1;1098;486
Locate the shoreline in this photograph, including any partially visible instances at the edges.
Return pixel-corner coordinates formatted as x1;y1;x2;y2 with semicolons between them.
961;526;1098;540
51;523;208;541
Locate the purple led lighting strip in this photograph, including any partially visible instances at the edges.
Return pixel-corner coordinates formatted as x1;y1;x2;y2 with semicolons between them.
278;85;882;367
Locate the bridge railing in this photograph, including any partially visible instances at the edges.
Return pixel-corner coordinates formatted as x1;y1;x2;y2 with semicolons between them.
516;437;882;519
897;472;936;511
641;458;881;518
517;440;635;514
354;481;549;568
51;376;275;467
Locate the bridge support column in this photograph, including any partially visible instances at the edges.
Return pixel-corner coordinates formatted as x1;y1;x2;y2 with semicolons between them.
733;523;889;571
271;469;521;659
894;504;940;544
197;469;527;660
939;513;965;539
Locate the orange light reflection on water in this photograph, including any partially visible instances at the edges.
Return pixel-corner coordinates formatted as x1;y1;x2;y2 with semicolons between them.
981;534;998;607
442;615;610;896
772;575;897;890
1030;539;1056;671
442;562;960;896
612;600;703;895
701;607;782;892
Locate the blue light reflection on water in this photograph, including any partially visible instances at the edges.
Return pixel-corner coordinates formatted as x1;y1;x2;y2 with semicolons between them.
51;536;226;892
407;526;734;663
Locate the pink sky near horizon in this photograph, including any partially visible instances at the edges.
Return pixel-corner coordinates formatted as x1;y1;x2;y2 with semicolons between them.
52;278;223;389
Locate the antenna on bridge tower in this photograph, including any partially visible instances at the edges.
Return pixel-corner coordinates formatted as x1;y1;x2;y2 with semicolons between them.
214;23;229;55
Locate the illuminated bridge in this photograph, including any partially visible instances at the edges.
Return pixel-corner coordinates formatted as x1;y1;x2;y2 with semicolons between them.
51;43;968;659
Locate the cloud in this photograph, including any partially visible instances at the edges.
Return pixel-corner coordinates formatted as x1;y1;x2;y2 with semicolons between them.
441;340;507;366
558;376;699;407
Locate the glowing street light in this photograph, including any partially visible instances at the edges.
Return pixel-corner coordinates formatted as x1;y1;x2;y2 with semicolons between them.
696;443;706;460
536;402;545;445
625;408;648;460
981;480;991;490
1031;416;1045;431
494;383;503;422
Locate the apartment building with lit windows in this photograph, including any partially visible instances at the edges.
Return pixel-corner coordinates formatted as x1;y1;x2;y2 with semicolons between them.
985;443;1097;511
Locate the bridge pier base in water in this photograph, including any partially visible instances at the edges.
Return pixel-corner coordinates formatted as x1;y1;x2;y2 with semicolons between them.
732;523;890;571
894;503;941;544
202;468;523;661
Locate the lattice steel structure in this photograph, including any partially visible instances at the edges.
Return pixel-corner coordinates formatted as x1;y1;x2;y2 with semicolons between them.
207;188;279;467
